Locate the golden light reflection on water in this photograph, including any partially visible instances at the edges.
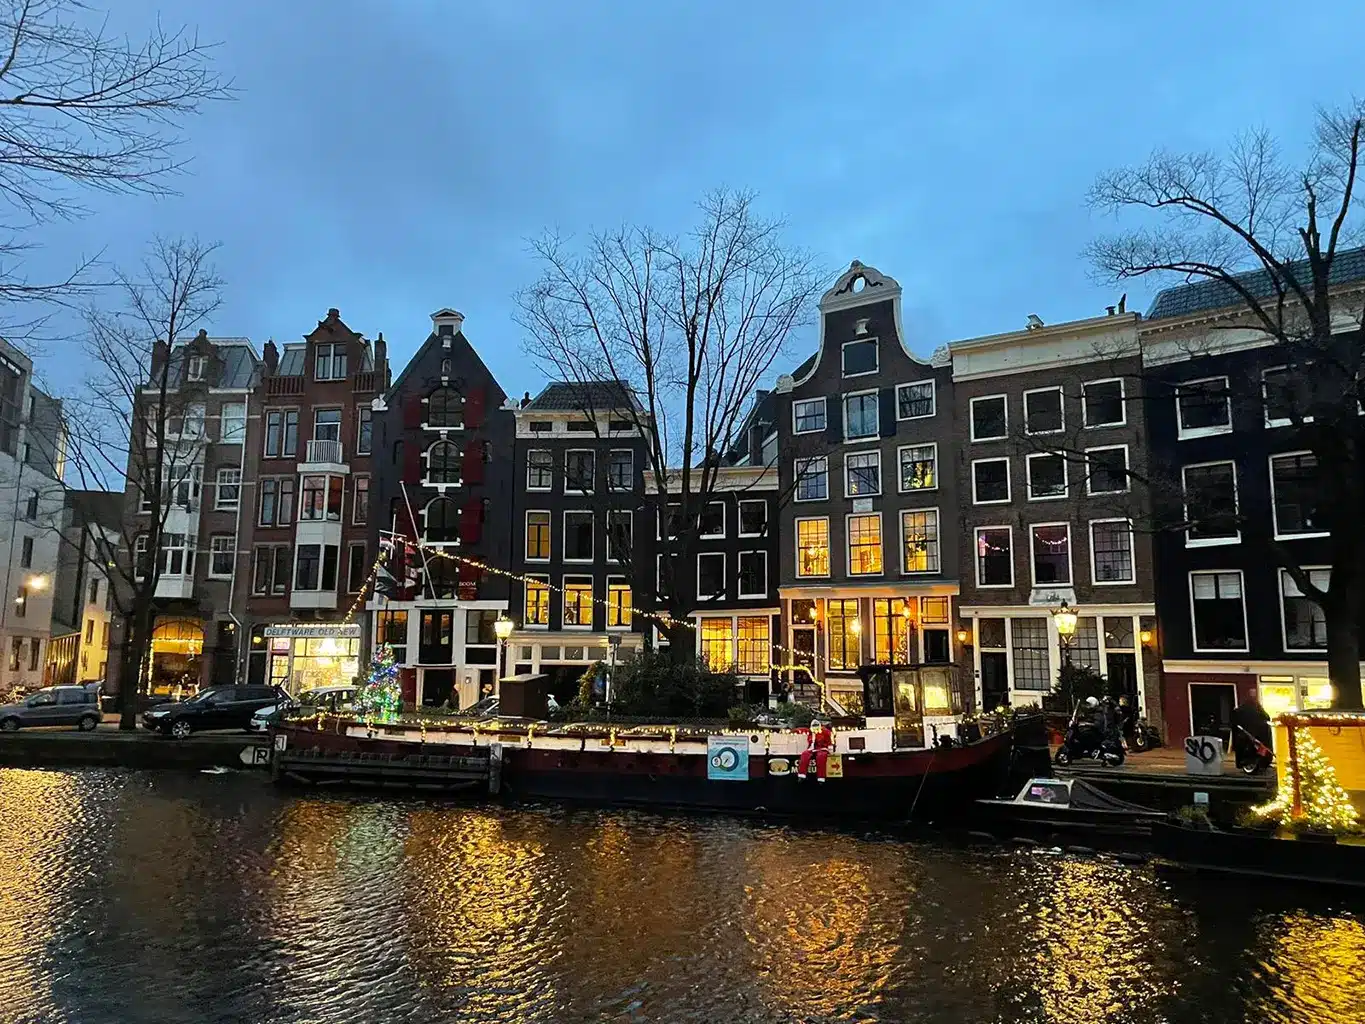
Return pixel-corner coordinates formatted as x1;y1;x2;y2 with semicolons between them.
1250;913;1365;1024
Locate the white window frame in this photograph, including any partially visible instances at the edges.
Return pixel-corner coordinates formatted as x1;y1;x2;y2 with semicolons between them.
737;499;767;538
895;379;936;421
525;449;553;492
843;448;882;498
897;442;938;493
561;574;594;630
794;516;830;579
220;402;246;443
1279;566;1330;654
1175;376;1232;440
974;525;1014;589
312;406;343;443
1181;459;1240;548
182;403;206;438
214;467;241;511
186;354;206;381
697;551;726;600
562;510;594;563
606;575;632;631
971;457;1011;505
1269;450;1329;540
842;389;880;442
1023;386;1064;436
1025;452;1067;501
844;511;883;577
563;449;595;495
841;338;879;379
1082;377;1126;428
524;509;552;563
791;397;827;435
794;456;828;503
899;507;940;575
1188;569;1250;654
1088;518;1135;586
1029;522;1073;587
523;574;551;629
970;394;1008;442
699;501;726;539
1262;366;1313;429
207;535;235;579
606;449;635;491
737;550;768;599
1085;444;1130;496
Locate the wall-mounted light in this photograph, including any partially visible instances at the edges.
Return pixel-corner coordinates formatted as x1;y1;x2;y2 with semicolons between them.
1139;628;1154;646
956;628;970;645
26;574;48;591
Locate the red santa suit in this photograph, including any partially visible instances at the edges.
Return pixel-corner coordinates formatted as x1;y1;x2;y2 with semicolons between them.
798;722;834;780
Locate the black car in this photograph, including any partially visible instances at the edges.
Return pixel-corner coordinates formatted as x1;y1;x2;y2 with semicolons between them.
142;684;286;739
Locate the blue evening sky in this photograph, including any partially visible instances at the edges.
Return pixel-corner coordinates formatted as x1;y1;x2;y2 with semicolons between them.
22;0;1365;397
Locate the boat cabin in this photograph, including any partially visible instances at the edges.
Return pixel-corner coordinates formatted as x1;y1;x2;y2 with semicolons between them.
858;663;971;749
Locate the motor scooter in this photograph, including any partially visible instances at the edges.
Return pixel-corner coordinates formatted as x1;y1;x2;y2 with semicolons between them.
1053;701;1125;767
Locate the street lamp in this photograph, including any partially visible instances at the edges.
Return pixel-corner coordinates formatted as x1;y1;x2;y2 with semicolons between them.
494;614;514;680
1051;601;1078;670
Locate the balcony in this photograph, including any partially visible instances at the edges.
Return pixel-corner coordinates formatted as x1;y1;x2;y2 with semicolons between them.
154;575;196;600
303;438;345;466
265;375;305;397
353;371;377;393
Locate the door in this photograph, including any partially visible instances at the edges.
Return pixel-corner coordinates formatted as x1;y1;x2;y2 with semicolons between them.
980;652;1009;711
24;689;61;726
1189;683;1236;749
422;669;454;708
55;688;88;725
1107;653;1138;702
203;687;241;730
418;610;454;665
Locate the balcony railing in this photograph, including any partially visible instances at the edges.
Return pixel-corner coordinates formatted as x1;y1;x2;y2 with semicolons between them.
352;371;377;393
265;375;305;396
304;438;344;464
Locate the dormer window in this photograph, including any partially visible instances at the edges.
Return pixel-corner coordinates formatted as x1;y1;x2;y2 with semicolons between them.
437;324;454;337
315;343;347;381
842;339;878;377
186;355;206;382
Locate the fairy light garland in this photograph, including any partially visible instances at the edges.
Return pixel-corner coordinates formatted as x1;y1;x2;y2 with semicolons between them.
1251;729;1359;832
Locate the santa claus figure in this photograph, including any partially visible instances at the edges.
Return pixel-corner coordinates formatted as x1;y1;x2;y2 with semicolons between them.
798;717;834;782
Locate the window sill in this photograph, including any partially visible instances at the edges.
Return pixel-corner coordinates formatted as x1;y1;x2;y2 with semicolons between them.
1083;420;1126;430
737;592;767;600
971;435;1008;444
1192;645;1251;654
1274;531;1330;541
1185;536;1241;548
1086;488;1131;497
1026;493;1068;502
973;497;1012;506
1177;425;1233;441
898;485;939;494
975;582;1016;590
1091;578;1137;587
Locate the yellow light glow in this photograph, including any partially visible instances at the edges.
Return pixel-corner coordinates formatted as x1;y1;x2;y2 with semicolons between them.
26;575;48;591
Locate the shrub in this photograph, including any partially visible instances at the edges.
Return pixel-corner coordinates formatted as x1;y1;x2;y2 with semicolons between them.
608;648;739;719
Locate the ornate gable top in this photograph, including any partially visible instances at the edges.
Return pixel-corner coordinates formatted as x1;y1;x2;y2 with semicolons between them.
819;260;902;311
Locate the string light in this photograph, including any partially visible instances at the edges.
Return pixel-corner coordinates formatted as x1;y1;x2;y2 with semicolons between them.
1251;729;1360;832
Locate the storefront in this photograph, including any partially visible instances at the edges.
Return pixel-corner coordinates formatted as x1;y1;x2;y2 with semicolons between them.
148;617;204;696
261;623;361;695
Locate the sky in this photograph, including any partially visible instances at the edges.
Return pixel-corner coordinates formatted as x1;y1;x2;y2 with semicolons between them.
18;0;1365;400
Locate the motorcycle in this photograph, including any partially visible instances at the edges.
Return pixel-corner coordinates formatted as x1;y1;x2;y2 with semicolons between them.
1053;701;1126;767
1124;715;1161;753
1233;723;1273;775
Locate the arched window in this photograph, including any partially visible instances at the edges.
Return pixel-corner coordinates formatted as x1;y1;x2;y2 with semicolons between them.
425;556;459;598
428;387;463;428
426;440;461;484
424;496;460;543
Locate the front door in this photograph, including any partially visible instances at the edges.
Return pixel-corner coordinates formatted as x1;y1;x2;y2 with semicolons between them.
1189;683;1236;749
1107;653;1138;703
418;610;454;665
422;669;454;708
980;651;1009;710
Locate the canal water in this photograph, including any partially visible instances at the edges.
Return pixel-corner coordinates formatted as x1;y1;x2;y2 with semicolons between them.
1;769;1362;1024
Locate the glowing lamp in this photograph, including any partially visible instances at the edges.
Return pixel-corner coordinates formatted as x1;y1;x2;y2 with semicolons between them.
1051;601;1078;639
1139;628;1154;646
849;617;862;635
27;574;48;591
956;628;970;644
494;615;515;642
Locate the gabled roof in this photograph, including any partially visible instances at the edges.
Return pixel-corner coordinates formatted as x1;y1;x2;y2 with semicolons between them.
524;380;643;415
165;338;260;389
1147;246;1365;320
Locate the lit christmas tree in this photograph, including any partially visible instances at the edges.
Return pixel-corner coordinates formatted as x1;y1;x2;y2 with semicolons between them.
355;643;402;721
1252;730;1360;832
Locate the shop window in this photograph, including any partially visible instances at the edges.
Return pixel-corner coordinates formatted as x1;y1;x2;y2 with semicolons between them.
873;598;910;664
1010;618;1051;691
736;616;769;674
827;598;860;671
700;618;734;671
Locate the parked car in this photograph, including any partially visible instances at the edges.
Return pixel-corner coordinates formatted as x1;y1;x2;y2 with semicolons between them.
142;684;285;739
249;685;356;732
0;686;102;732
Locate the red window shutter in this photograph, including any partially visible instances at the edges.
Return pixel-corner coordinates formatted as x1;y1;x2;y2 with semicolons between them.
460;500;483;543
402;445;421;483
465;386;485;429
462;440;485;484
403;394;422;428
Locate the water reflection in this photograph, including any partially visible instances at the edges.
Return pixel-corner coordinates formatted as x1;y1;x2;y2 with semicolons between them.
0;769;1362;1024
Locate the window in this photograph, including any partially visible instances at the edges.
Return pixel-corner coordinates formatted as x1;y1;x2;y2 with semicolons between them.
827;598;860;671
1089;520;1134;584
259;478;295;526
701;618;735;671
795;457;828;501
1270;452;1325;537
220;402;246;443
264;410;298;457
528;421;552;433
607;450;633;490
1026;453;1066;500
352;475;369;525
846;513;883;575
376;610;408;662
203;535;233;578
792;398;826;434
1190;570;1248;651
697;552;726;599
972;458;1010;503
896;380;935;420
565;450;595;493
607;511;632;564
921;597;951;665
1024;387;1063;434
251;545;290;595
738;551;767;597
1086;446;1129;495
843;450;881;497
314;343;347;381
300;475;327;521
133;536;149;579
1281;568;1329;651
738;500;767;537
976;527;1013;587
971;395;1007;441
608;418;633;433
525;450;553;491
897;444;936;492
182;403;206;437
19;536;32;568
659;504;682;540
295;544;321;590
155;533;192;577
347;544;367;593
428;387;463;428
1263;366;1312;428
89;578;99;605
842;338;878;376
873;598;910;663
169;465;203;508
1176;377;1231;439
426;441;461;484
424;497;460;542
564;512;594;561
28;640;39;671
356;407;373;454
796;518;829;577
525;511;551;561
24;489;37;519
1030;524;1071;585
566;420;594;433
13;587;25;618
699;502;725;539
1182;462;1239;545
313;408;342;443
1011;618;1051;691
85;619;95;643
736;617;770;675
1083;379;1125;427
563;576;593;628
186;354;206;381
525;576;550;626
843;392;879;440
607;577;632;628
215;468;241;510
900;509;939;573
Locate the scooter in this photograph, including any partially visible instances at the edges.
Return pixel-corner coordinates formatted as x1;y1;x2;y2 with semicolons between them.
1054;702;1126;767
1124;715;1162;753
1233;723;1273;775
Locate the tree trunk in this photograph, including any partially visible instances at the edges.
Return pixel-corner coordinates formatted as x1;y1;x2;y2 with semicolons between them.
1326;592;1363;710
118;604;155;731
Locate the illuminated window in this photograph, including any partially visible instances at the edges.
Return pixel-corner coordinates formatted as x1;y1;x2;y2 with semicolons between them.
700;618;734;671
525;575;550;626
525;511;551;560
847;514;882;575
736;616;770;674
900;509;939;573
606;577;632;629
873;598;910;664
898;444;936;491
563;576;593;628
827;598;861;670
795;518;829;577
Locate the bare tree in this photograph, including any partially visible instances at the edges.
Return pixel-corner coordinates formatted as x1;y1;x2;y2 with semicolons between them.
54;235;222;728
516;189;822;646
0;0;230;318
1083;101;1365;708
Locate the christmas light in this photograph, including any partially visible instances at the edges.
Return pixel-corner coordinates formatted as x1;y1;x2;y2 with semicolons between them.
1252;730;1360;833
354;643;402;722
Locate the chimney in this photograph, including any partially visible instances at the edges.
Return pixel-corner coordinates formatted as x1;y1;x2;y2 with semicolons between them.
263;339;279;375
150;338;169;377
1106;306;1116;316
194;328;209;345
374;331;387;378
328;307;340;320
521;391;531;408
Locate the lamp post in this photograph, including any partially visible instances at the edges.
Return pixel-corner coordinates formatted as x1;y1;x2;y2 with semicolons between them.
1051;601;1078;667
494;614;514;682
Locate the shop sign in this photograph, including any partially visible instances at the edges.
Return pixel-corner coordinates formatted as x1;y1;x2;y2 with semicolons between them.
825;754;844;779
457;581;478;601
707;735;749;781
264;623;361;639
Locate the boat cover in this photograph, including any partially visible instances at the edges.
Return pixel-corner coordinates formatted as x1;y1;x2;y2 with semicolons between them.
1065;779;1158;813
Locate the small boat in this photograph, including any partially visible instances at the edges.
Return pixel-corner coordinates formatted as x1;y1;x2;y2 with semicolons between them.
1152;820;1365;890
973;777;1168;837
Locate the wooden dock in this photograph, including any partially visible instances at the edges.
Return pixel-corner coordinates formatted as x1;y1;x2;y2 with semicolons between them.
273;743;502;794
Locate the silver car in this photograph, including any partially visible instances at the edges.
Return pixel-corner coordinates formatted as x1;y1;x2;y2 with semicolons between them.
0;686;102;732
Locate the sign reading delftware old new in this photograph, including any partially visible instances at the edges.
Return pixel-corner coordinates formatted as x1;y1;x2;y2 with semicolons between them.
264;623;362;639
707;735;749;781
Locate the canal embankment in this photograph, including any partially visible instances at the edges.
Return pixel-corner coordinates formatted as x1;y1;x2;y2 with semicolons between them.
0;724;268;771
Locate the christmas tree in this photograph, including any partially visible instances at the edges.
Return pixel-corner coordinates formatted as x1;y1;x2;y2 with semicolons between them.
1252;731;1360;832
355;643;403;721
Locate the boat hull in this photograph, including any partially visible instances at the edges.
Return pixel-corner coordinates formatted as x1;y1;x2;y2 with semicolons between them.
1152;821;1365;890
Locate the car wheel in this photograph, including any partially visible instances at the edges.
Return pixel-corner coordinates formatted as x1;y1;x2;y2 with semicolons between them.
78;714;98;732
0;717;19;733
170;718;193;740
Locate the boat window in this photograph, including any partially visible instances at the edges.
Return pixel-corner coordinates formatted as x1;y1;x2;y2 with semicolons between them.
892;670;924;748
1021;781;1071;805
863;669;894;716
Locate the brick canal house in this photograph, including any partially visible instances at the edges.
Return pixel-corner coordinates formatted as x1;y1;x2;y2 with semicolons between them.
239;309;387;693
772;261;962;713
366;309;514;711
948;311;1160;724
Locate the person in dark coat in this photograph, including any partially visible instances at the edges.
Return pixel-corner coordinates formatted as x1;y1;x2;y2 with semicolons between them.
1231;699;1272;761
